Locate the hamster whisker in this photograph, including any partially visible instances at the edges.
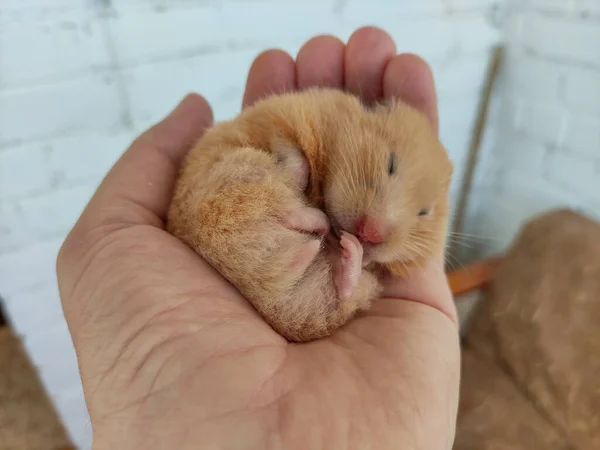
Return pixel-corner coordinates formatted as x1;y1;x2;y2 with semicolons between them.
407;239;431;257
447;231;497;243
444;252;467;271
446;236;478;249
403;239;431;265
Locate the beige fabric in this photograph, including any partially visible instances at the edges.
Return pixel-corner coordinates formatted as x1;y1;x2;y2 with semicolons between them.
0;327;72;450
456;209;600;449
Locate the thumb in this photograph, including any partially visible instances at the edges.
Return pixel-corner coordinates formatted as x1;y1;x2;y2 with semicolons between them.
381;254;458;327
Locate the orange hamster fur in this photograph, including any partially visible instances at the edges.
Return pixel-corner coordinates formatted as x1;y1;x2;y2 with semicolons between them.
167;87;453;342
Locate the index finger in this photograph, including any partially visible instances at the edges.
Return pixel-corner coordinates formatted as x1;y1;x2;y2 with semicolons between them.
242;49;296;109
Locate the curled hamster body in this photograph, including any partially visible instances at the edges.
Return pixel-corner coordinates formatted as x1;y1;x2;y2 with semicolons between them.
167;88;453;341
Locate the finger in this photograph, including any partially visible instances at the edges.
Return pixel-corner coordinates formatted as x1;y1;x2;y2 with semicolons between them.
77;93;213;230
383;53;439;135
242;49;296;109
344;26;396;104
381;254;458;327
296;35;345;89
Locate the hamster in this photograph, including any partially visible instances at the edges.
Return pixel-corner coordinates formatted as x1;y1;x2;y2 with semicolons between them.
167;87;453;342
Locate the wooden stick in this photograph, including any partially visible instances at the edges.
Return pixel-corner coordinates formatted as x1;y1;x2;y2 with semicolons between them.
446;256;502;297
449;45;505;257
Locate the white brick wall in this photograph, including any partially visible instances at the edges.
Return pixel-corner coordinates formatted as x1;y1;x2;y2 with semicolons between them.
464;0;600;260
1;1;502;448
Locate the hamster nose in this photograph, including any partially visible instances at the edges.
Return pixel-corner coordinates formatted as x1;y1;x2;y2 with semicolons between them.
354;215;385;244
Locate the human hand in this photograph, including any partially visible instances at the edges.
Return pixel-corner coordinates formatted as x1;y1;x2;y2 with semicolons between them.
57;27;460;450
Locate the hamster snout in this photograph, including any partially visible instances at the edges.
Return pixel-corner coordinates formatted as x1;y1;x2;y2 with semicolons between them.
354;215;385;245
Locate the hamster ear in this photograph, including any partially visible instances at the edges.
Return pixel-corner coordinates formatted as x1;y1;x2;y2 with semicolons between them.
271;137;310;192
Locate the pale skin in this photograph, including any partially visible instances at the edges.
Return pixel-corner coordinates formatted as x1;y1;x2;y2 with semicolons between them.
57;27;460;450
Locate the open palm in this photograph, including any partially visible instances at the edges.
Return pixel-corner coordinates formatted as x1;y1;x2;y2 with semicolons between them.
57;28;460;450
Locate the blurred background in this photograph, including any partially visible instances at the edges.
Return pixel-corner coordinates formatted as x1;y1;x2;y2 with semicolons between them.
0;0;598;448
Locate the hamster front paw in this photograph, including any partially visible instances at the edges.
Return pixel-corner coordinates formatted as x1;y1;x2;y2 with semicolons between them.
333;232;364;300
281;206;330;237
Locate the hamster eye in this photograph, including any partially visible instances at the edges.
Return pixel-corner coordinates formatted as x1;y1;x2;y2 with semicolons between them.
388;152;397;175
418;208;430;217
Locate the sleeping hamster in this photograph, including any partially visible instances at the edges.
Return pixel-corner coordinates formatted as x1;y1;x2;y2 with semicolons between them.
167;87;453;342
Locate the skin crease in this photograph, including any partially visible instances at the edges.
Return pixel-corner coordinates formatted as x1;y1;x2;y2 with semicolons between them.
56;27;460;450
167;88;453;342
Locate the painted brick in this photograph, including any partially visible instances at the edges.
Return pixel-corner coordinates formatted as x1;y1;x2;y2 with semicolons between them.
52;390;91;450
37;346;82;400
466;170;587;252
0;17;110;88
438;97;479;160
502;165;589;208
564;66;600;114
52;387;89;428
440;126;473;167
430;2;600;266
562;114;600;158
527;0;575;13
339;0;445;15
106;5;224;64
0;200;41;252
107;3;339;65
503;53;563;101
52;382;87;417
0;238;63;298
63;417;92;450
452;13;503;54
575;0;600;16
384;18;457;62
462;192;527;256
442;118;474;150
472;120;499;170
21;319;71;365
47;130;134;186
503;10;524;46
1;284;63;335
482;91;517;134
516;102;566;145
544;150;599;197
439;96;480;129
107;3;461;67
449;160;468;203
338;7;457;61
123;50;259;129
23;330;77;397
0;0;96;22
0;143;52;198
446;0;499;9
491;133;549;172
434;54;491;98
13;184;96;239
0;75;125;145
0;131;133;203
468;211;524;256
0;0;91;11
219;1;348;45
521;13;600;65
0;202;19;253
